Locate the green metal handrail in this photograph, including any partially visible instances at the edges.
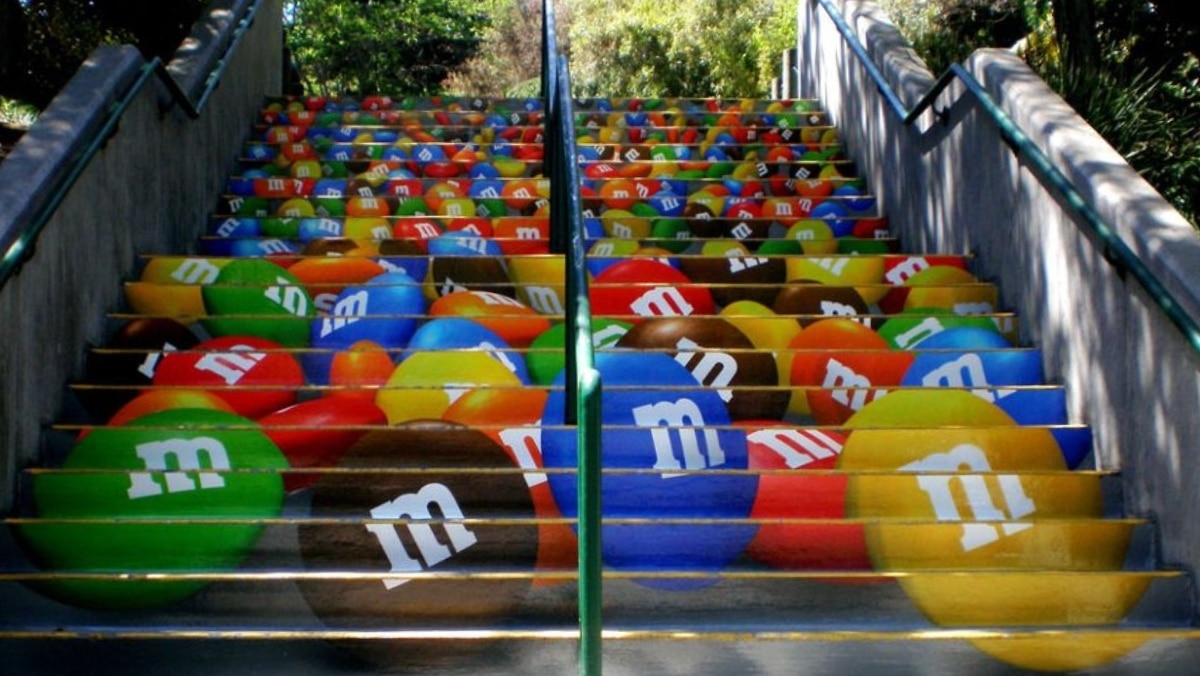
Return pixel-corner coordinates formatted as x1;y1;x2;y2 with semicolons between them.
558;56;603;675
541;2;603;674
0;0;262;291
812;0;1200;354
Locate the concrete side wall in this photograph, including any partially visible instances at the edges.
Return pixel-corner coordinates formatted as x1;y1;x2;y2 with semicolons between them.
0;0;282;511
798;0;1200;606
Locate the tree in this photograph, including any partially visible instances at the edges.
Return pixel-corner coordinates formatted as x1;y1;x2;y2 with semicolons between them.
567;0;799;98
879;0;1200;225
0;0;207;109
444;0;552;98
284;0;489;97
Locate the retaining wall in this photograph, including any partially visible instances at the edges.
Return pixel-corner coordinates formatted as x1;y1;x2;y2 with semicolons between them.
797;0;1200;611
0;0;282;511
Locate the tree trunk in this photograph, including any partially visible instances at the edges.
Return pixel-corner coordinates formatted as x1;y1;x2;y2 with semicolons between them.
1050;0;1101;103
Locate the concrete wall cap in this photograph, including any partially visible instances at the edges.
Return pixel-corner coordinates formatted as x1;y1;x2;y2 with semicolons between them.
0;45;145;248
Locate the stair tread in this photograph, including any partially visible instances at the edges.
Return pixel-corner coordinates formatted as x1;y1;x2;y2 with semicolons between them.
9;78;1193;676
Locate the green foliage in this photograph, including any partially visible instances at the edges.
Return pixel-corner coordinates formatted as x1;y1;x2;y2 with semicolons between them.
285;0;489;97
755;0;802;91
567;0;798;98
443;0;798;99
444;0;547;98
0;96;39;128
1066;56;1200;225
878;0;1200;227
883;0;1030;76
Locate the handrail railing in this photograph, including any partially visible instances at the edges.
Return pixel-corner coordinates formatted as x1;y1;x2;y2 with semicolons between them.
540;0;557;117
0;0;263;291
173;0;263;116
559;56;603;676
541;2;603;675
812;0;1200;355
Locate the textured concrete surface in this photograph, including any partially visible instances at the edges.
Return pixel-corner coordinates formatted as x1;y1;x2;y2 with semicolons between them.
0;0;282;511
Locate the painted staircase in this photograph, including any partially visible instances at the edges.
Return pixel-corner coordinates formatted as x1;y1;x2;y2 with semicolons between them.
3;92;1200;675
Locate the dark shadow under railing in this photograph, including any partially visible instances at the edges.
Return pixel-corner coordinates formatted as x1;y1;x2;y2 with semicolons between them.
0;0;263;290
541;1;603;674
812;0;1200;355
